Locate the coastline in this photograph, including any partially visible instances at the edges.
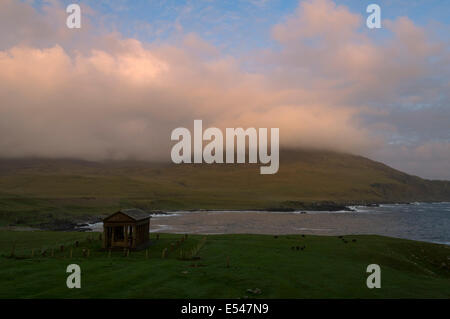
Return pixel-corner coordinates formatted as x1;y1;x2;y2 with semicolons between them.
52;202;449;246
10;200;448;232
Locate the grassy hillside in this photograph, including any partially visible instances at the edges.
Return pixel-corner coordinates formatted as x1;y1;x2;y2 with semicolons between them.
0;231;449;298
0;149;449;227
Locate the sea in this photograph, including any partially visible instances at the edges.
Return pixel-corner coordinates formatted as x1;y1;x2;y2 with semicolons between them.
87;202;450;245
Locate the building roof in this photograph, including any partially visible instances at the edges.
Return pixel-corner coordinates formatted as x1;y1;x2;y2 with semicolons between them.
117;208;150;221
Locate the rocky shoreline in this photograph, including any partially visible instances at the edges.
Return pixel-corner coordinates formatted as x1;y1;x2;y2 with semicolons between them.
19;201;431;232
37;216;104;232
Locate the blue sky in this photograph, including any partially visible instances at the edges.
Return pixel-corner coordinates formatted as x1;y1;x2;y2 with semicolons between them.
38;0;449;55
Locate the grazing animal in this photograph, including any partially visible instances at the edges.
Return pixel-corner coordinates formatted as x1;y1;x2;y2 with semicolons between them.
296;246;300;250
352;239;357;243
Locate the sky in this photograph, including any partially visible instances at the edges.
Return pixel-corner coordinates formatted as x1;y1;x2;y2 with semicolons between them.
0;0;449;179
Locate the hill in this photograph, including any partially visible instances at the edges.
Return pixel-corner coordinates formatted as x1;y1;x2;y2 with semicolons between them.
0;149;449;227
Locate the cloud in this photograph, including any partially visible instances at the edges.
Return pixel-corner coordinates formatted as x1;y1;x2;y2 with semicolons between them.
272;0;362;44
0;0;100;51
374;142;450;180
0;0;448;179
0;39;372;161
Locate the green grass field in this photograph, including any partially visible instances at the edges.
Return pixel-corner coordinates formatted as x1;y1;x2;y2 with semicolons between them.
0;231;449;298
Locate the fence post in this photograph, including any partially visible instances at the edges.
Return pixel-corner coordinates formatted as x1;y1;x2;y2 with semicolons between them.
10;242;16;258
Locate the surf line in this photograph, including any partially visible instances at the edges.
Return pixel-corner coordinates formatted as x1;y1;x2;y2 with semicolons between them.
170;120;279;174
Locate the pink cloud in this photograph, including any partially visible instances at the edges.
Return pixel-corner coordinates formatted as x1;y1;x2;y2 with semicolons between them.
0;0;448;179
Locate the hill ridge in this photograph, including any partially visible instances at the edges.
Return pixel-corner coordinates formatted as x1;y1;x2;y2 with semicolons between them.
0;149;449;227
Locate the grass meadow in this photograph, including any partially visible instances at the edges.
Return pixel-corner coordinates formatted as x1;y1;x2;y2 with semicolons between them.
0;231;449;298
